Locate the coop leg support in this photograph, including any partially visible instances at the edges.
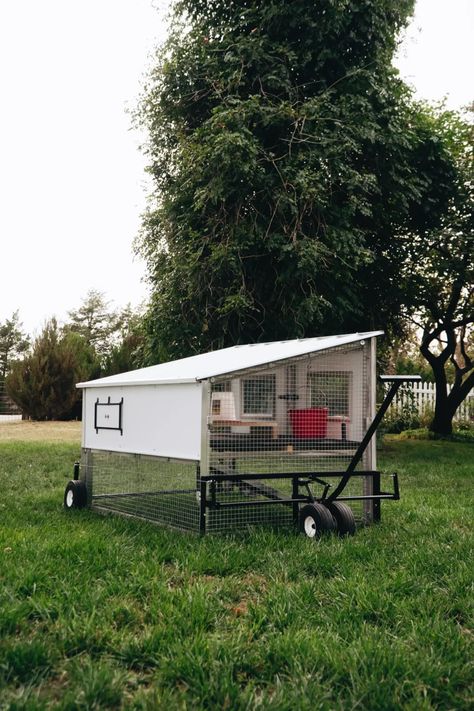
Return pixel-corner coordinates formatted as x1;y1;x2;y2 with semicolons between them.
392;472;400;500
372;471;381;523
292;477;299;526
199;480;207;535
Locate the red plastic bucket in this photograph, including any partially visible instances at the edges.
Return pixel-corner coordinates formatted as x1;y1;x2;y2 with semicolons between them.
288;408;328;439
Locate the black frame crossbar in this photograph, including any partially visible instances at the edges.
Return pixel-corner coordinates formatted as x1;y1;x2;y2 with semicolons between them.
203;470;377;482
92;488;196;500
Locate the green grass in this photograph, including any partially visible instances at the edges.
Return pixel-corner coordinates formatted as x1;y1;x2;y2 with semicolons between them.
0;438;473;710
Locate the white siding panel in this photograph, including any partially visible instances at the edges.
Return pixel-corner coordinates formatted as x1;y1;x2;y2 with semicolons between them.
83;382;202;460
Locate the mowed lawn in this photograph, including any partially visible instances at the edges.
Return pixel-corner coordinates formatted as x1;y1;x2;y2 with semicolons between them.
0;424;472;710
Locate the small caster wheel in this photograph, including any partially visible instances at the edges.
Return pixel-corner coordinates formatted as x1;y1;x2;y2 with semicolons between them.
64;480;87;509
299;503;336;538
325;501;356;536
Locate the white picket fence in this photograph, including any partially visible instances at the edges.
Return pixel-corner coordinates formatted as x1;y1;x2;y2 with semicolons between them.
387;380;474;422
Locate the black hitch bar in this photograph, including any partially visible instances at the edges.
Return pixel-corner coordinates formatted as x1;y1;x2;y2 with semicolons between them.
201;470;400;509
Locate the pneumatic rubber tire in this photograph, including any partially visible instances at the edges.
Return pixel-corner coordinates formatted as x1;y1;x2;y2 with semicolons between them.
325;501;356;536
299;503;336;538
64;480;87;510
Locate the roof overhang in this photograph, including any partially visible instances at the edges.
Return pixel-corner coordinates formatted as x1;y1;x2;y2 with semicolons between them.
77;331;384;389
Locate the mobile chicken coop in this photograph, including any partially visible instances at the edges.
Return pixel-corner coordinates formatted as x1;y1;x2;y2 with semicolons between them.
65;332;419;537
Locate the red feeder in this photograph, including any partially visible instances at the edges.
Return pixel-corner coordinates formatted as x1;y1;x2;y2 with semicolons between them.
289;408;328;439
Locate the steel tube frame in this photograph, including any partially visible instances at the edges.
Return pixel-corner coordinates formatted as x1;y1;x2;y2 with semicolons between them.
200;470;399;516
326;375;421;502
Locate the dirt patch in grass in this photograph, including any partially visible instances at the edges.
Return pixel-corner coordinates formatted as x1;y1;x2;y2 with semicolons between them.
0;420;81;443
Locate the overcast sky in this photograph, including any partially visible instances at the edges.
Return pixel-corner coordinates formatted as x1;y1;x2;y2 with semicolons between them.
0;0;472;336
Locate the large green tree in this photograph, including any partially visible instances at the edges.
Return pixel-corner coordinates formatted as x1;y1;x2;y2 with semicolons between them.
136;0;456;360
400;109;473;435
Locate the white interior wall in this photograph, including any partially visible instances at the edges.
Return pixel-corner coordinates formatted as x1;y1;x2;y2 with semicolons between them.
225;346;365;438
303;348;365;440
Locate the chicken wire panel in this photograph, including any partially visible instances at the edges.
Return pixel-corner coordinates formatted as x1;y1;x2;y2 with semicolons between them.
206;341;371;532
81;449;200;532
205;478;294;532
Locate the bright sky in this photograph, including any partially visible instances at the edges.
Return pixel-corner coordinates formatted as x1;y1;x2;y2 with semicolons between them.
0;0;472;336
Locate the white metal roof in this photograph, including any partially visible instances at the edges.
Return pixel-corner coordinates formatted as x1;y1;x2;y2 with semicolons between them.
77;331;383;388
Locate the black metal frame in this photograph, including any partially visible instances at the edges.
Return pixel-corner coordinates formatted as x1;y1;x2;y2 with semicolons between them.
199;470;399;530
198;375;419;534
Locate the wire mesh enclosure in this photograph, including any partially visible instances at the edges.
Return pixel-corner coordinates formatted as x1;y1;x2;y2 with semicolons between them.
73;336;387;535
205;341;372;532
82;450;200;531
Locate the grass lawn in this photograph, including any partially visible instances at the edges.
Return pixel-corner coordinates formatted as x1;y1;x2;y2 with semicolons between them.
0;425;472;709
0;421;81;444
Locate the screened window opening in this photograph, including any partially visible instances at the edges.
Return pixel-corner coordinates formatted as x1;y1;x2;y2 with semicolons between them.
309;371;351;416
212;381;231;392
242;375;276;418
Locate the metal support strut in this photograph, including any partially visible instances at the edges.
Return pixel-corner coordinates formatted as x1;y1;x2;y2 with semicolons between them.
326;375;421;502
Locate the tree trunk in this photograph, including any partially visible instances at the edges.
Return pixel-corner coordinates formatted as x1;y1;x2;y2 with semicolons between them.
429;408;454;436
429;373;473;436
429;361;454;435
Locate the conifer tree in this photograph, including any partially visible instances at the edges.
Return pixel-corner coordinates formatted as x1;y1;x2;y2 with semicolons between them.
7;320;83;420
